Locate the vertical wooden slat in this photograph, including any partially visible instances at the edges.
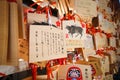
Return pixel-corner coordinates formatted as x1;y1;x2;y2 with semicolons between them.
7;2;19;66
61;0;68;14
58;0;65;15
57;0;62;18
65;0;71;11
69;0;74;10
17;0;25;39
0;0;9;65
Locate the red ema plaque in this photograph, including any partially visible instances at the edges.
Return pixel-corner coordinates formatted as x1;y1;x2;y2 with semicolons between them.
66;67;83;80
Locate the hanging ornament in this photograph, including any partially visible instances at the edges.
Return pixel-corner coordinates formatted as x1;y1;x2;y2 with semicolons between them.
46;61;54;80
29;63;38;80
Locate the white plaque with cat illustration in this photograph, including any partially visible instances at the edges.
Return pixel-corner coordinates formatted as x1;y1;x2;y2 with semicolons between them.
62;20;86;49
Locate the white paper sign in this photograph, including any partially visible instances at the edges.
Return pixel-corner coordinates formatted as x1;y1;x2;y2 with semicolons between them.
29;25;67;62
